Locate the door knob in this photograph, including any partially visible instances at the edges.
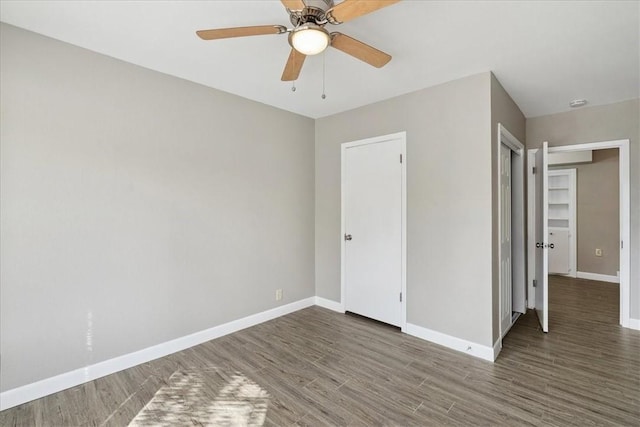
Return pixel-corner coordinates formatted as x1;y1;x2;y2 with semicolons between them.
549;243;555;249
344;234;352;241
536;242;541;248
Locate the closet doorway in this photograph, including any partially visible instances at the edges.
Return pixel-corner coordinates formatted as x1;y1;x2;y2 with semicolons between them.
497;124;526;341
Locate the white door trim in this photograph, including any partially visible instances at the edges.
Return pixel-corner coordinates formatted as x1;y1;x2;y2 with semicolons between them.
500;124;524;155
340;131;407;331
497;124;526;351
546;139;630;327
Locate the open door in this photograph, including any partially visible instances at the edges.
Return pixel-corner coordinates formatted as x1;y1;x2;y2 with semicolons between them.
534;141;549;332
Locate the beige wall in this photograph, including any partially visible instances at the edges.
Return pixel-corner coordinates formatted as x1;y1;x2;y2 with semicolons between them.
490;74;526;342
316;72;495;347
551;150;620;276
527;99;640;319
3;21;637;399
0;24;315;391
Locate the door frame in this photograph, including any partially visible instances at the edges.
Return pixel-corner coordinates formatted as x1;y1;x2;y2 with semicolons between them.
340;131;407;331
527;139;631;328
497;124;526;343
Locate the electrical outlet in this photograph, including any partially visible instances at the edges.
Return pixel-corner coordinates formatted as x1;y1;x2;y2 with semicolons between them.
275;289;283;301
595;248;602;257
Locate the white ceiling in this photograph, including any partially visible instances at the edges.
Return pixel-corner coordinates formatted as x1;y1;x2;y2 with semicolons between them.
1;1;638;119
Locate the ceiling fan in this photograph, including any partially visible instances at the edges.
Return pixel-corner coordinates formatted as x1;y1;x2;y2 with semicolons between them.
196;0;400;81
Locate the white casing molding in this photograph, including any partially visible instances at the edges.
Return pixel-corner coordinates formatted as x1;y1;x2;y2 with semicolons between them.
314;297;345;313
0;297;315;411
405;323;496;362
576;271;620;284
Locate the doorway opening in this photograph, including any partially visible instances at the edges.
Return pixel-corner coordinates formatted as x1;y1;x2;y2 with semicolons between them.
497;124;526;343
527;139;631;332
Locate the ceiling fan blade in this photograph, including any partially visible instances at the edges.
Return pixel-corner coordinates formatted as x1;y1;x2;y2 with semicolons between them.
330;33;391;68
328;0;400;24
281;0;306;10
196;25;286;40
281;48;306;81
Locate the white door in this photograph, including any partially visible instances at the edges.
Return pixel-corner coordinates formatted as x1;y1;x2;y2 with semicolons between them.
534;142;549;332
500;144;513;335
344;138;403;327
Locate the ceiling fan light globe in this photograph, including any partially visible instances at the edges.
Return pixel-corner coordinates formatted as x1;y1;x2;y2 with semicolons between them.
291;26;330;55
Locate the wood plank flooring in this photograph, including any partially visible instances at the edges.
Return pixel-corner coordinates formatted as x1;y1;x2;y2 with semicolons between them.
1;276;639;426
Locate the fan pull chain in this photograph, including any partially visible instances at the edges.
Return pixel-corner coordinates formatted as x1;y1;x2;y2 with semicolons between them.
321;51;327;99
291;80;296;92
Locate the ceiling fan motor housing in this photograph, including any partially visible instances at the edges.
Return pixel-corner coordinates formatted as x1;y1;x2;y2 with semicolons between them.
289;0;335;26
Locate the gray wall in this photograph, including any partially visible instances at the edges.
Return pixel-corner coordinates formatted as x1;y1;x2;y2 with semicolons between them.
490;74;526;342
551;150;620;276
0;24;315;392
3;20;637;398
527;99;640;319
315;73;495;347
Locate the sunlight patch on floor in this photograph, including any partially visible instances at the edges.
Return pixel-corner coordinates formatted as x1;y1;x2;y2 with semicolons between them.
128;368;269;426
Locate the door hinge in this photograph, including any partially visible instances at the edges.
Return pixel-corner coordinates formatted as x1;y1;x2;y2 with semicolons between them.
400;154;403;163
533;279;537;288
621;240;623;249
400;292;402;302
532;167;536;174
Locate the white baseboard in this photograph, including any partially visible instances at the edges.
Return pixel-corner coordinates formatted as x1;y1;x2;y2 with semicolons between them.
404;323;495;362
627;318;640;330
576;271;619;283
0;297;315;411
314;296;345;313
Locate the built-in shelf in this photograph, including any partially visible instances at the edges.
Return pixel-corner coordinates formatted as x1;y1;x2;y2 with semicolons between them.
548;174;571;227
549;219;569;228
547;169;577;276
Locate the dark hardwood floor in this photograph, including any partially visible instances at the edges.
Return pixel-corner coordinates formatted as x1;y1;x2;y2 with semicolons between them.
1;276;639;426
